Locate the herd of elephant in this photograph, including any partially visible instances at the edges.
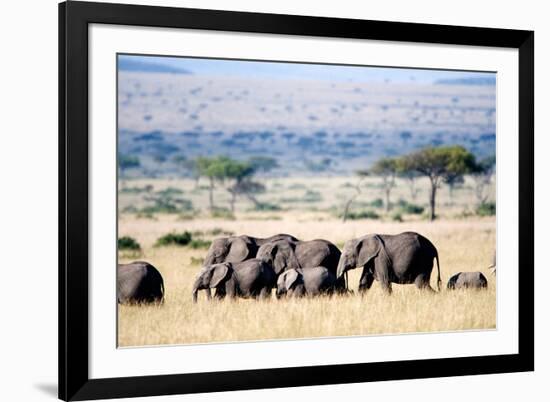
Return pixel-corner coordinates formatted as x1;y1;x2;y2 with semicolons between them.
117;232;496;303
117;231;492;305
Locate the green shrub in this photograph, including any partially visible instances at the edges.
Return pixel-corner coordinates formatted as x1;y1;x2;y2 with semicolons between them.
397;199;424;214
141;203;178;214
118;236;141;250
155;187;183;197
391;212;403;222
119;185;153;194
188;239;212;249
155;231;192;247
253;202;282;211
303;190;322;202
343;210;380;220
476;202;496;216
247;215;283;221
368;198;384;208
141;197;193;214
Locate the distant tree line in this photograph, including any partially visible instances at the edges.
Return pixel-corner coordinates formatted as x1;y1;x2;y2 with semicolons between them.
345;145;495;221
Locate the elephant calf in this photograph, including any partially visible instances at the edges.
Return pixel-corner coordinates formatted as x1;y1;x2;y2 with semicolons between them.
276;266;340;298
117;261;165;304
192;259;276;302
447;271;488;290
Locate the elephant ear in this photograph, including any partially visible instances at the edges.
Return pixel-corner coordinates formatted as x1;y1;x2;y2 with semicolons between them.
273;241;300;275
209;263;231;288
225;237;250;263
356;236;382;267
284;269;300;290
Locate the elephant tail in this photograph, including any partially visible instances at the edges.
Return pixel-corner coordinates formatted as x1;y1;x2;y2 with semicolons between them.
435;251;441;292
160;277;165;304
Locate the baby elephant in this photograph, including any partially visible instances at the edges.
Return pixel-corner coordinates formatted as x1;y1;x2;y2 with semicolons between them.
447;271;488;290
276;266;339;298
192;259;276;302
117;261;165;304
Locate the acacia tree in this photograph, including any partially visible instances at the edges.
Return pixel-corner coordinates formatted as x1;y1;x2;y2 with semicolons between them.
400;146;477;220
195;156;231;211
228;179;266;210
341;171;367;223
396;161;421;201
224;160;255;212
368;157;398;212
472;155;495;205
227;156;278;211
195;156;274;212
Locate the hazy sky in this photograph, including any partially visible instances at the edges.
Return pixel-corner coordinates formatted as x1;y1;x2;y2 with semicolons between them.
119;54;495;84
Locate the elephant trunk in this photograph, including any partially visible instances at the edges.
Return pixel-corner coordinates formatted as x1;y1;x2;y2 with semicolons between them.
192;278;201;303
337;256;349;278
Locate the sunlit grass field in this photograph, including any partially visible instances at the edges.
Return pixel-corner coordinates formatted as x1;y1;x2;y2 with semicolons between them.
118;176;496;347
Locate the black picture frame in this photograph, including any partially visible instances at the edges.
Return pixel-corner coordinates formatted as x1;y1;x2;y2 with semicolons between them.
59;1;534;400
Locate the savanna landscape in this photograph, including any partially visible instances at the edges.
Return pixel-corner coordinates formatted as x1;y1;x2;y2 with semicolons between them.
118;175;495;347
117;55;496;347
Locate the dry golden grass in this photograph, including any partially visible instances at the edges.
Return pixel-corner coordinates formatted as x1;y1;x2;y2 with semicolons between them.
118;212;496;347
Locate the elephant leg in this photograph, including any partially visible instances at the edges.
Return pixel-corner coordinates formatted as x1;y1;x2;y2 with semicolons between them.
375;270;392;294
225;279;237;299
379;279;392;294
214;287;226;300
259;287;271;300
373;260;393;294
414;273;434;291
358;268;374;295
205;288;212;300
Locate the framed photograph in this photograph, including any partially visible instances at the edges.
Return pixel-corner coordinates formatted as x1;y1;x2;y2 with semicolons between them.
59;1;534;400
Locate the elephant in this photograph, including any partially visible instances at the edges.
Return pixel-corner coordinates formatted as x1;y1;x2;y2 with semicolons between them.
276;266;340;298
336;232;441;294
203;234;298;266
256;239;345;290
447;272;488;290
192;258;276;302
117;261;165;304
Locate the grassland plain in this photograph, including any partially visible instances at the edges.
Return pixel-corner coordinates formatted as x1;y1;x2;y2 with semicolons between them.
118;179;496;346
